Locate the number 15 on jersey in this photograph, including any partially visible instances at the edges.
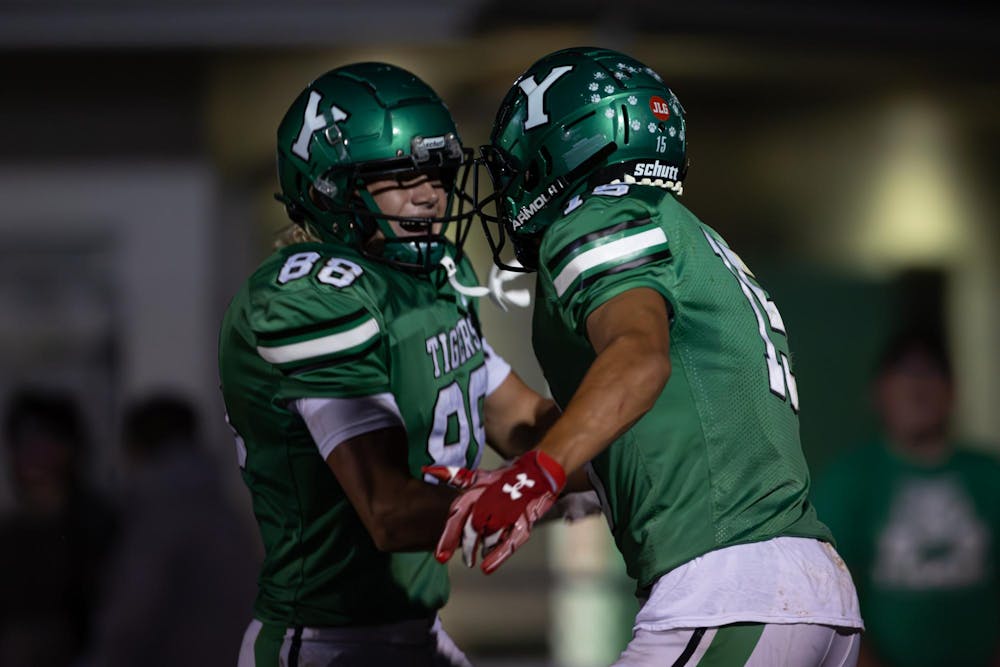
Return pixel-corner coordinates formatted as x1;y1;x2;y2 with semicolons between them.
705;231;800;412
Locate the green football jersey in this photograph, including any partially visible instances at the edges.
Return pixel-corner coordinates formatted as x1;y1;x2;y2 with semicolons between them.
219;242;489;627
532;184;832;589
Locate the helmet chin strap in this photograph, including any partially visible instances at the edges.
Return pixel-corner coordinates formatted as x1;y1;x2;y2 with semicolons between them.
438;256;490;297
487;259;531;311
437;255;533;311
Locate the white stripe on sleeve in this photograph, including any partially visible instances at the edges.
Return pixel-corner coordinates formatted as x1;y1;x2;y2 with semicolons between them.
552;228;668;297
294;393;403;460
257;318;379;364
481;339;512;396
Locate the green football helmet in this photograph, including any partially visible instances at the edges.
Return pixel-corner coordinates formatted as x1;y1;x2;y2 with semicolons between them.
276;62;475;272
478;47;687;270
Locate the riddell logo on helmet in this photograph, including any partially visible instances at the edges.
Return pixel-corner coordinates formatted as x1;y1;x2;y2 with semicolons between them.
649;96;671;121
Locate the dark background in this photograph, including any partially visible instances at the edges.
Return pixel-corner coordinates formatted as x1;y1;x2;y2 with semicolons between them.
1;1;997;663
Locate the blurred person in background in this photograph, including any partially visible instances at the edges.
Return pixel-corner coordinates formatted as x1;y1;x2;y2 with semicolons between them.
813;330;1000;667
219;62;558;666
428;46;863;666
0;389;118;667
87;394;257;667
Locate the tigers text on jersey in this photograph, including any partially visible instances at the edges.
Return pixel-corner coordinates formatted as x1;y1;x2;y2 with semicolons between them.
219;243;490;627
532;184;832;590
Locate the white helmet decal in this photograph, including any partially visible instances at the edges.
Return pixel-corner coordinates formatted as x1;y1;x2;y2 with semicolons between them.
519;65;574;131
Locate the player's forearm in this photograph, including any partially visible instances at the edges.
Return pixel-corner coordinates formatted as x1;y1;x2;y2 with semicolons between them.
535;333;669;475
369;480;458;552
493;397;561;458
484;373;562;459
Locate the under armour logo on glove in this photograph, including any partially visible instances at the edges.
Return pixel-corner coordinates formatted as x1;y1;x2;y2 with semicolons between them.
502;473;535;500
429;450;566;574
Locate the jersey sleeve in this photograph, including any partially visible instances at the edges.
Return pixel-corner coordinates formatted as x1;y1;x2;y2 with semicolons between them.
248;280;389;400
538;195;678;335
293;394;403;460
481;338;512;395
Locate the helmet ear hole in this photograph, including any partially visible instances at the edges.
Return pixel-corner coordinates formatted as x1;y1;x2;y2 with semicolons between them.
523;159;540;191
539;147;553;176
308;185;332;211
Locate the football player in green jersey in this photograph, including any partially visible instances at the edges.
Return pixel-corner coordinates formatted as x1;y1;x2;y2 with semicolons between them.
219;63;560;666
428;48;865;666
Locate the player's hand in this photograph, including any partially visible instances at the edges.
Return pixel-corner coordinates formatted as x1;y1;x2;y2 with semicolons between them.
433;450;566;574
422;463;504;568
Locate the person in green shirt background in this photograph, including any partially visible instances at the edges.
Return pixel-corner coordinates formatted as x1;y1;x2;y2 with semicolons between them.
813;329;1000;667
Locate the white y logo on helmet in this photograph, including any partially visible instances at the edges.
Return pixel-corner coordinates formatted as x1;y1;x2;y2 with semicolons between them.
502;473;536;500
519;65;574;130
292;90;348;160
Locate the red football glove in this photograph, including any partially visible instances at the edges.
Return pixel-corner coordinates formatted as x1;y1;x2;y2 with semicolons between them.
423;463;503;568
426;450;566;574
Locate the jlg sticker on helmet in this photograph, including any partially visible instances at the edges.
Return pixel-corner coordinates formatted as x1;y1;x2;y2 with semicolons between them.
649;96;671;121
